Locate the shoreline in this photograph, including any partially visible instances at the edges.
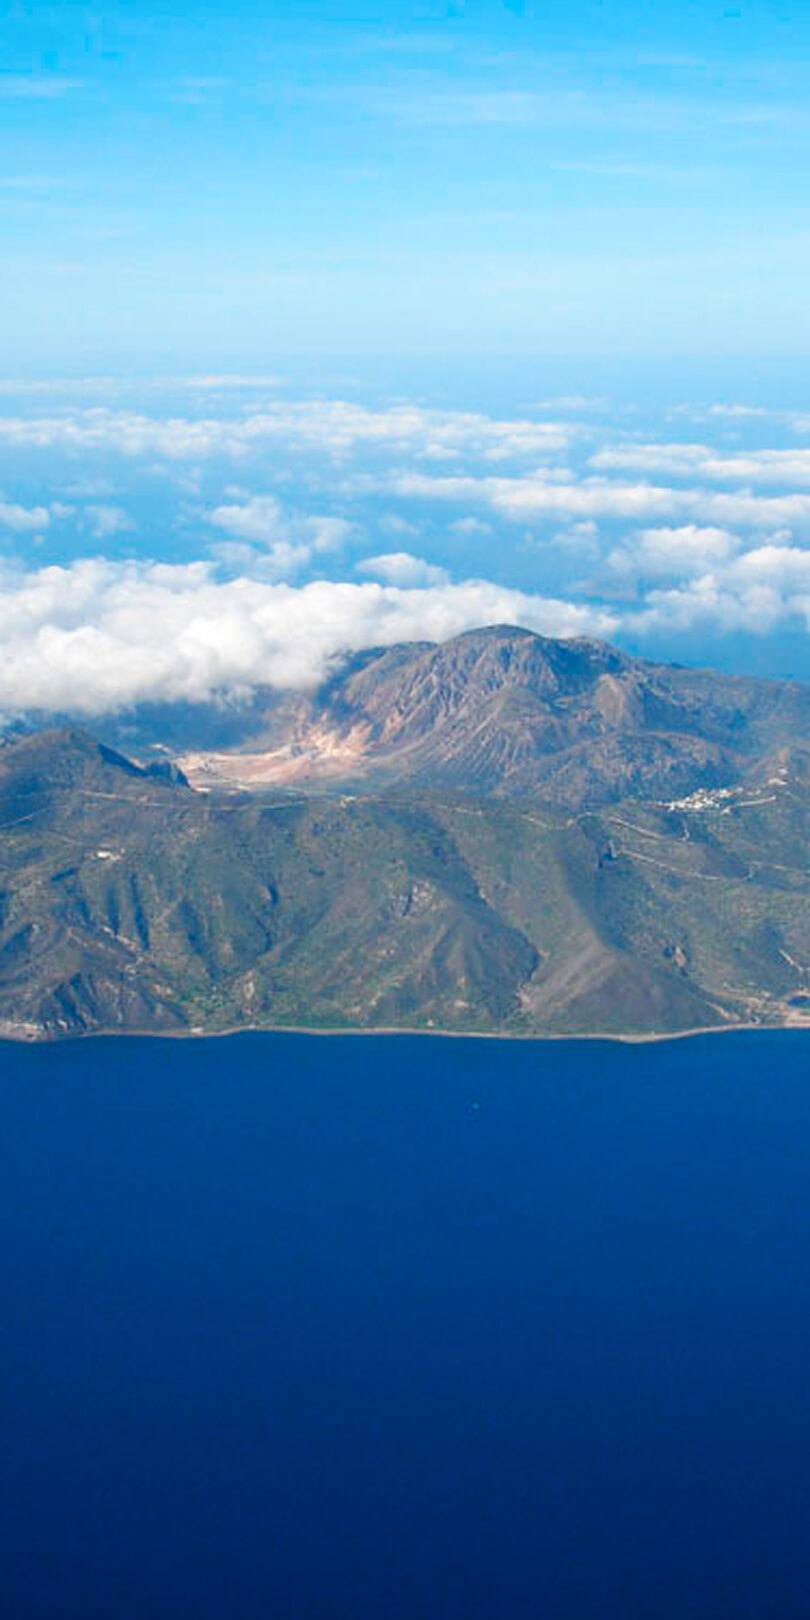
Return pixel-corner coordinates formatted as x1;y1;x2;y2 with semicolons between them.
1;1016;808;1049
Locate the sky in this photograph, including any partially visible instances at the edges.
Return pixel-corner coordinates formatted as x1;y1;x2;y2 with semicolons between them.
1;1;809;718
3;0;809;382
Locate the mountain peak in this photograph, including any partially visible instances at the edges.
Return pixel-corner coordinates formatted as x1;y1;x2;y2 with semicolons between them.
167;625;810;806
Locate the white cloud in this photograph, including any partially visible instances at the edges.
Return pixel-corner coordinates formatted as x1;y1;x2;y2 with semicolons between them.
449;516;492;536
605;525;742;582
210;538;315;577
0;402;571;464
0;500;50;533
210;494;286;543
4;390;810;683
0;557;620;719
632;544;810;636
84;504;135;540
1;536;810;723
726;543;810;591
386;469;810;531
636;579;789;636
182;374;284;389
591;442;810;485
356;552;450;587
208;495;352;577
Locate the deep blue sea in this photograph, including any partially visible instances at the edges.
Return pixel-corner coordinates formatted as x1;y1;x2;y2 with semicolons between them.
2;1030;810;1619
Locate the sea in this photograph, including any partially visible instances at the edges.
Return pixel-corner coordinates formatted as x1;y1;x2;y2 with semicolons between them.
2;1029;810;1619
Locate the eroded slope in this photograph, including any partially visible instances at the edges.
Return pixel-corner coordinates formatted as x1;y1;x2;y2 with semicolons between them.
1;724;809;1039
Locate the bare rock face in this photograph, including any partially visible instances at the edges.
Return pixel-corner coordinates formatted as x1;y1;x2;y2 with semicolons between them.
168;625;810;807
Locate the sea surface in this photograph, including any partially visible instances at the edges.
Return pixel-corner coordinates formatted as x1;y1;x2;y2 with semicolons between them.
2;1030;810;1619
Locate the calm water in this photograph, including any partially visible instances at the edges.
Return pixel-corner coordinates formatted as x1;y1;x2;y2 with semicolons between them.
2;1030;810;1618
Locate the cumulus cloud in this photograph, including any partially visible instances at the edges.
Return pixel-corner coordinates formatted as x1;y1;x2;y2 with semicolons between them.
208;495;352;577
631;543;810;635
356;552;450;586
0;557;623;720
5;390;810;703
636;581;786;636
1;536;810;723
605;525;743;583
209;494;288;543
0;500;50;533
209;539;315;578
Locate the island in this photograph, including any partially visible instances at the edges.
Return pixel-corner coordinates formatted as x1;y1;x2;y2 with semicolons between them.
1;625;809;1041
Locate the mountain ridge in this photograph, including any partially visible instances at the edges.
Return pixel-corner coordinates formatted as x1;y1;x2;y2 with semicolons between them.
1;627;810;1042
157;625;810;806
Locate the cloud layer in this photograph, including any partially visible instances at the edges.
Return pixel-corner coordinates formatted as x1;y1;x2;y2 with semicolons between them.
0;558;619;719
1;388;810;719
385;470;810;531
0;539;809;722
0;402;572;463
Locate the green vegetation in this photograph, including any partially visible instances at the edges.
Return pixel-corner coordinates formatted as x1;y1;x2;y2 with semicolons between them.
2;707;810;1040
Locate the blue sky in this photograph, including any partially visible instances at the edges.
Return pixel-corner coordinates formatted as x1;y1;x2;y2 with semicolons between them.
3;0;809;384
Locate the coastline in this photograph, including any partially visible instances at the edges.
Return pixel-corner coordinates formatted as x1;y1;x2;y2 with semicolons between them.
1;1015;807;1049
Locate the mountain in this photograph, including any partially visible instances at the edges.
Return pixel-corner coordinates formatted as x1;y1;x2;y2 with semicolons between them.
2;662;810;1040
162;625;810;807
